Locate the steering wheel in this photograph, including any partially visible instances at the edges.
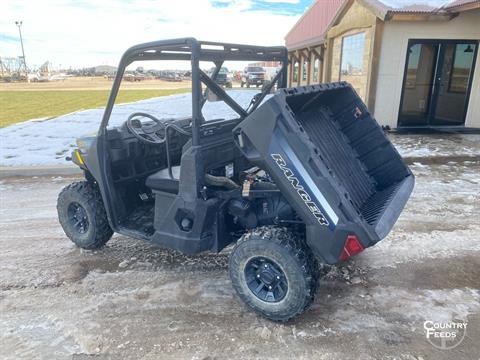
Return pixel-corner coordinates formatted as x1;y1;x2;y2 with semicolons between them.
126;112;166;144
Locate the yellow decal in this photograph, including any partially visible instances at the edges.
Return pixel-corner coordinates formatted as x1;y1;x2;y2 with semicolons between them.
75;150;84;165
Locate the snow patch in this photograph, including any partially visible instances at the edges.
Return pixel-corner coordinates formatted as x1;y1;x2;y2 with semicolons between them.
371;287;480;323
364;228;480;268
0;90;259;166
332;287;480;333
3;91;480;166
390;134;480;158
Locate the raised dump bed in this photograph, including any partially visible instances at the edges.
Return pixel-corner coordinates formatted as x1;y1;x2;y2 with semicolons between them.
234;82;414;264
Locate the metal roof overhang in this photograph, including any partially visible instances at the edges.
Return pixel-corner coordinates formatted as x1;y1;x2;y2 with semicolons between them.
286;36;326;51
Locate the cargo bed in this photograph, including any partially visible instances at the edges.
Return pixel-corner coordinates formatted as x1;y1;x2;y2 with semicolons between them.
234;82;414;264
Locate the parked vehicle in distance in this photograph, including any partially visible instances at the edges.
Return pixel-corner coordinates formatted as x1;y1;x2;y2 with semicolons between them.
123;73;145;82
208;67;232;88
157;71;182;82
241;66;266;87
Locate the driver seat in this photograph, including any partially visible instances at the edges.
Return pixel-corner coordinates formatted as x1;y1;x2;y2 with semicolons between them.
145;166;180;194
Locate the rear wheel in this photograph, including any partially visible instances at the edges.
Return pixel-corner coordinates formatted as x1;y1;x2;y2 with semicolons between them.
229;226;318;321
57;181;113;249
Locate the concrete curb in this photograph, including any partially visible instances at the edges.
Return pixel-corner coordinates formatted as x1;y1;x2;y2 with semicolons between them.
1;154;478;179
0;165;82;178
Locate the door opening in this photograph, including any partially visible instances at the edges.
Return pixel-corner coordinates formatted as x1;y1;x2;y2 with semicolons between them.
398;39;478;127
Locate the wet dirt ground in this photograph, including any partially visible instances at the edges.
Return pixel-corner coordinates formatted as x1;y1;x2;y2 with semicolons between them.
1;159;479;359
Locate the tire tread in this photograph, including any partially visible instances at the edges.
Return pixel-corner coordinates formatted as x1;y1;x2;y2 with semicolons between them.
57;181;113;249
230;226;318;321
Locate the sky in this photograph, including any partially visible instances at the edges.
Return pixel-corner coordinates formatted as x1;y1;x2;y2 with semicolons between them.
0;0;311;70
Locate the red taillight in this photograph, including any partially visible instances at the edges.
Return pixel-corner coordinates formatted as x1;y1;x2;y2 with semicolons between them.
339;235;364;261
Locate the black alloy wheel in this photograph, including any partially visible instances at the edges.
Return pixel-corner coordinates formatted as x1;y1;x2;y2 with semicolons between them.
244;256;288;302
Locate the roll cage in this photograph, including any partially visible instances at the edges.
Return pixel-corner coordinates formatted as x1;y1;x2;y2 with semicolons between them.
98;37;289;146
94;37;288;230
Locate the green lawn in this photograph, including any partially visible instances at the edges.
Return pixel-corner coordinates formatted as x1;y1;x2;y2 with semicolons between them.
0;89;190;128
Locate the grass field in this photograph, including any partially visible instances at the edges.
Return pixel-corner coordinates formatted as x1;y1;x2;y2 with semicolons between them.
0;88;190;128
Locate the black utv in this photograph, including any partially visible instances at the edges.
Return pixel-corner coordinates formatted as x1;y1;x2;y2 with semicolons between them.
57;38;414;321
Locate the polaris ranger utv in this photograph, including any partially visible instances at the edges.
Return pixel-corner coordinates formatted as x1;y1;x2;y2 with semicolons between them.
57;38;414;321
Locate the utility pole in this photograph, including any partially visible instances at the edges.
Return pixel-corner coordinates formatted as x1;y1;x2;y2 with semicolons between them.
15;21;28;76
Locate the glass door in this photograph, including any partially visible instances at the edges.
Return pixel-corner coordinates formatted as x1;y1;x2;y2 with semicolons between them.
398;40;478;127
398;42;438;126
431;42;477;125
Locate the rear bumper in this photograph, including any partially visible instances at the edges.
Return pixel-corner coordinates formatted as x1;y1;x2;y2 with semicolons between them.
305;175;414;263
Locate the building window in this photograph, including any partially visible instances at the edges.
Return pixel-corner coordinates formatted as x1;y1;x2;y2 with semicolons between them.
293;61;299;82
302;60;308;81
449;43;476;93
340;32;366;78
313;58;320;83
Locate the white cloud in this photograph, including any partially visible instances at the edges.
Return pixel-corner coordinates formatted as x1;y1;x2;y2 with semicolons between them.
0;0;299;69
262;0;300;3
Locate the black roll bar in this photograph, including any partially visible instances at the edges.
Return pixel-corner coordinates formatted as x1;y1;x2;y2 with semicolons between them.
95;37;288;227
98;37;288;144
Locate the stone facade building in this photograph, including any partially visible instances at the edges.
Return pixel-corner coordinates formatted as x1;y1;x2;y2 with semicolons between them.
285;0;480;129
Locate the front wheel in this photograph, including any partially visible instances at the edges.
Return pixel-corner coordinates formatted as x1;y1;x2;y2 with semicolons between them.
57;181;113;250
229;226;318;321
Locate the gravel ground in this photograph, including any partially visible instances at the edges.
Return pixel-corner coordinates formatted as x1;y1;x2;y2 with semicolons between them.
0;158;479;359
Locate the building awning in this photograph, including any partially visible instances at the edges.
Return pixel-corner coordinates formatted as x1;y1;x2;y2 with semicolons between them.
285;0;479;50
285;0;344;50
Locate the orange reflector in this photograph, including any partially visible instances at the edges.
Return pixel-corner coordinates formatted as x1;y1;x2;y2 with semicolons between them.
339;234;364;261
